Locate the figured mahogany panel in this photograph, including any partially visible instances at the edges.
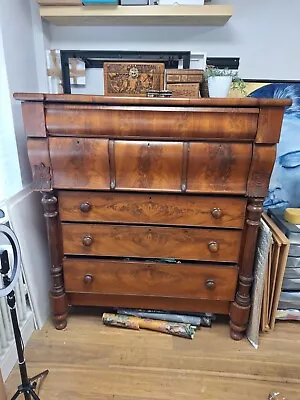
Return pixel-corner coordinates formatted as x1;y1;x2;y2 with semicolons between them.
247;145;276;197
68;293;230;314
64;258;238;301
62;223;242;262
256;107;285;144
22;102;47;137
114;140;183;191
27;138;52;190
21;102;46;138
49;137;110;189
45;104;258;140
59;191;247;229
187;142;252;194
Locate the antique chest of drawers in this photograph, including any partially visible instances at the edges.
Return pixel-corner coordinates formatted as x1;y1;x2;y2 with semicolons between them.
15;93;290;340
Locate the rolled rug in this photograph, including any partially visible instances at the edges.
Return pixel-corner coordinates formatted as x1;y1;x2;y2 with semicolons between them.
102;313;196;339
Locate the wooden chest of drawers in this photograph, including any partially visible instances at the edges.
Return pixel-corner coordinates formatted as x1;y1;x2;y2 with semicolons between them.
15;93;290;340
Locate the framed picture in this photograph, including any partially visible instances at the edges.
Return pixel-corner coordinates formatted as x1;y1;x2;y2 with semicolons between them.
231;80;300;210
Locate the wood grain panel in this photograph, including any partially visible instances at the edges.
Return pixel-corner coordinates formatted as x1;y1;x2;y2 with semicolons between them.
62;224;241;262
45;104;258;140
27;138;52;190
114;141;183;191
188;142;252;194
247;144;276;197
67;293;230;314
59;191;247;229
21;102;46;137
49;137;110;189
256;107;285;144
63;259;238;301
15;92;291;107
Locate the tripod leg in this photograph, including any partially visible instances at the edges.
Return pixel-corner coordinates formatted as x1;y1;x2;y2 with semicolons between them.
29;369;49;383
11;389;22;400
29;389;41;400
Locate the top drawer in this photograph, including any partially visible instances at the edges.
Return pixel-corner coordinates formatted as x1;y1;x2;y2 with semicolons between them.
45;104;258;140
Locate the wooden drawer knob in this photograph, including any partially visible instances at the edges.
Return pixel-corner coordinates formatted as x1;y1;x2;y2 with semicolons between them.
211;207;222;219
208;241;219;253
80;202;92;213
205;279;216;290
83;274;93;284
82;235;94;247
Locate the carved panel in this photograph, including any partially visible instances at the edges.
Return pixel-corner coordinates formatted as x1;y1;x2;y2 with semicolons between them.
27;139;52;190
247;144;276;197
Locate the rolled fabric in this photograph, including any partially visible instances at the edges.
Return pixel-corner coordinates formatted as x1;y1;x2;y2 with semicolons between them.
102;313;196;339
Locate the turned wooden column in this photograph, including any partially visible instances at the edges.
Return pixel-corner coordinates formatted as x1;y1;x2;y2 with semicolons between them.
41;192;68;330
229;197;264;340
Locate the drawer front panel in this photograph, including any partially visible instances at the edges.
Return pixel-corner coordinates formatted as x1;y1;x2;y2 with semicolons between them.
62;224;242;262
45;104;258;140
49;137;110;189
59;191;247;229
114;140;183;191
63;259;238;301
188;142;252;194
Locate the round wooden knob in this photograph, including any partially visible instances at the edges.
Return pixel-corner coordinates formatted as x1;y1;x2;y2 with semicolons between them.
211;207;222;219
82;235;94;247
80;202;92;213
205;279;216;290
208;241;219;253
83;274;93;284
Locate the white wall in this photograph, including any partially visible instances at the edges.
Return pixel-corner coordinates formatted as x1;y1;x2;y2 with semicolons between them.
0;0;49;195
0;29;22;200
49;0;300;80
0;0;51;339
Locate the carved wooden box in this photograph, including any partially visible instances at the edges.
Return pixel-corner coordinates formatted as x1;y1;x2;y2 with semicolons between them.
166;69;204;83
15;93;290;340
167;83;200;98
104;62;165;96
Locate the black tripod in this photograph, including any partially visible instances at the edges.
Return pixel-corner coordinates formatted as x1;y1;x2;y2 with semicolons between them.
1;250;49;399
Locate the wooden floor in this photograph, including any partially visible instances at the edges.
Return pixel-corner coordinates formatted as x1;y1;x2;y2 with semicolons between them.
5;310;300;399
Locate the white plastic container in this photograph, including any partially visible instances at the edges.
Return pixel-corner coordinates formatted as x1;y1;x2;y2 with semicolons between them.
208;76;232;98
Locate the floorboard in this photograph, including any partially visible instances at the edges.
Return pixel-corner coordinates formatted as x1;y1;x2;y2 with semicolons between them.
5;310;300;399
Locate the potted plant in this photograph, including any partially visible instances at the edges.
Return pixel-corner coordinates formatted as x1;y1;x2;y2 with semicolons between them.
205;66;246;98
